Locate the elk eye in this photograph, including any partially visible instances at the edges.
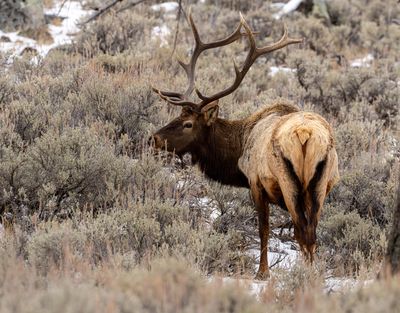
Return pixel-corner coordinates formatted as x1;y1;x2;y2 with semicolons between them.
183;121;193;129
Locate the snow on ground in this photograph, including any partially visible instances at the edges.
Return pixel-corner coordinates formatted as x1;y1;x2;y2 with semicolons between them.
150;1;178;46
248;236;299;271
151;2;179;12
324;277;358;293
269;66;296;77
273;0;303;19
0;1;92;58
217;277;268;298
0;30;37;56
350;54;374;67
212;274;372;299
0;223;4;238
268;237;298;268
151;25;171;47
388;137;399;159
197;196;220;221
269;53;377;76
269;53;376;76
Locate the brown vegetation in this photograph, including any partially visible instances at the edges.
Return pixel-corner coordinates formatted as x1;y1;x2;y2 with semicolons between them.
0;0;399;311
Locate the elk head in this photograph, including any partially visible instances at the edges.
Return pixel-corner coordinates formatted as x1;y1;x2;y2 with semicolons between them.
150;10;303;157
151;102;219;157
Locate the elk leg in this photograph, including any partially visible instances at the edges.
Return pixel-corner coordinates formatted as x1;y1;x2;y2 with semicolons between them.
251;184;270;280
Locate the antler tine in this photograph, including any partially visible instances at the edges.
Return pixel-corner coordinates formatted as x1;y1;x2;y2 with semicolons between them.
198;14;303;111
152;86;200;112
254;25;303;57
239;16;303;61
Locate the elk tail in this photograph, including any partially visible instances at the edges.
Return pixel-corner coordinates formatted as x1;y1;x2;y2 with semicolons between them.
278;124;321;188
278;123;331;261
296;126;311;146
295;125;328;189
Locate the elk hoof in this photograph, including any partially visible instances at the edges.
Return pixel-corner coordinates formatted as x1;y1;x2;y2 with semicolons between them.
255;270;270;280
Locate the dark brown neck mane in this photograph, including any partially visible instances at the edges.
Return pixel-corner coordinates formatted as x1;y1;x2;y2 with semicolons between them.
192;119;249;188
189;102;299;188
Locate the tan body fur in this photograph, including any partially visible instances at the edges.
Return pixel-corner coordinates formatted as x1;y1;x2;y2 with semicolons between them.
240;110;338;197
239;104;339;277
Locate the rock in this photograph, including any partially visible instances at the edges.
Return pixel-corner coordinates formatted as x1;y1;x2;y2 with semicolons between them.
20;46;38;56
0;35;11;42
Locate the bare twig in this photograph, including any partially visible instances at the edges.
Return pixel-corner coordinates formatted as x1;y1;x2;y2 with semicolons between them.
117;0;147;13
171;0;184;56
56;0;69;16
270;253;287;269
79;0;147;26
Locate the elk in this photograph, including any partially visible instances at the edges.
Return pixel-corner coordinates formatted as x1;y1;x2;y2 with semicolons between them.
151;11;339;279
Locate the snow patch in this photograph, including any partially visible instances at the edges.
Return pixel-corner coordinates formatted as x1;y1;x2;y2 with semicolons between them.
273;0;303;19
388;137;399;160
270;2;286;10
249;236;299;271
224;277;268;297
324;277;373;294
269;237;299;268
195;196;220;224
269;66;296;76
0;223;4;238
0;30;37;56
151;2;179;12
212;275;372;299
324;277;357;293
350;54;374;68
0;1;92;58
151;25;171;46
45;1;89;35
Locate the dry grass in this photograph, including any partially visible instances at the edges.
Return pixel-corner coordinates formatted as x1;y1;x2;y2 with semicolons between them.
1;230;400;313
18;26;54;44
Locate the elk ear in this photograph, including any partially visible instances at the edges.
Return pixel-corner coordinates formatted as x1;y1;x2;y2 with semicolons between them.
203;101;219;126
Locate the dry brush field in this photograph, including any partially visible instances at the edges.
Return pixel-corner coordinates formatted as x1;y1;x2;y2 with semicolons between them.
0;0;399;312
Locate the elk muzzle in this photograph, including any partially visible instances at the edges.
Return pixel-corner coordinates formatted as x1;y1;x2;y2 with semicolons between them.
148;134;165;150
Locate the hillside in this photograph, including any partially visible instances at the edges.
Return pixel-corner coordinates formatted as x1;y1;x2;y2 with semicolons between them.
0;0;399;312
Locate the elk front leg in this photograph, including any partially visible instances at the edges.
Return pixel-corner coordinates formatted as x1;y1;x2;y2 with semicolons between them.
251;184;270;280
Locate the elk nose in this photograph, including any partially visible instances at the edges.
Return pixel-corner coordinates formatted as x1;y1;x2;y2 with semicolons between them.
148;134;163;148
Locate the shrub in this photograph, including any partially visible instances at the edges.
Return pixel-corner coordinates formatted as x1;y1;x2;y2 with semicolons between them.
20;127;135;218
318;205;386;273
75;10;157;56
115;258;264;313
332;115;397;225
0;0;398;303
67;65;159;145
293;16;333;56
27;221;86;274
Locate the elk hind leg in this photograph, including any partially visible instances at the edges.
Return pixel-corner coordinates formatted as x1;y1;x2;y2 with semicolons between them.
275;160;310;260
251;182;270;280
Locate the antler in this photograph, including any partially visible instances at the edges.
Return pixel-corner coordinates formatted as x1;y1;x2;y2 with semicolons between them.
152;8;247;112
198;14;303;111
153;11;303;112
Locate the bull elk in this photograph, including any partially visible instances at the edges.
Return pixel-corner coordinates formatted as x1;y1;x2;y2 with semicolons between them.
151;11;339;279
